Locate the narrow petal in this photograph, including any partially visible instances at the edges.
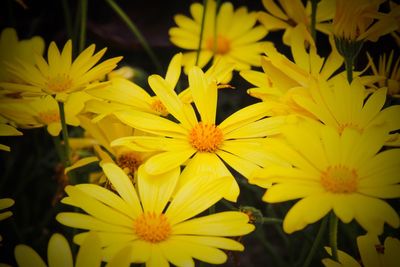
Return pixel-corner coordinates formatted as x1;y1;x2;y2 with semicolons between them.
75;232;102;267
138;165;180;213
101;163;143;216
263;183;324;203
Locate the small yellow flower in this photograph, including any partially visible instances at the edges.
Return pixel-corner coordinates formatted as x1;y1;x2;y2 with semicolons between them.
0;94;88;136
366;51;400;98
169;0;268;72
14;232;132;267
241;24;343;117
258;0;335;45
333;0;398;42
1;40;122;102
293;77;400;141
251;122;400;234
0;28;44;82
323;234;400;267
57;163;255;266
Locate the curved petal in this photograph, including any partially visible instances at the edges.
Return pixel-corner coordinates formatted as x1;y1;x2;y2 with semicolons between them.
14;245;47;267
144;149;195;175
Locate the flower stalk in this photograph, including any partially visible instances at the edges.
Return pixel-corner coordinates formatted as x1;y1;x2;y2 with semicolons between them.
104;0;163;73
329;211;339;261
334;37;364;83
302;216;328;267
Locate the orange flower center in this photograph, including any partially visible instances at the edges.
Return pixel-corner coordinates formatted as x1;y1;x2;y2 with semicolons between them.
116;152;142;176
320;165;358;193
46;74;73;93
134;212;171;243
189;122;223;152
150;98;169;116
206;35;230;55
37;110;60;124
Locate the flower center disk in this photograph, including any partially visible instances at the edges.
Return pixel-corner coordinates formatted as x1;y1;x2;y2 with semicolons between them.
134;212;171;243
320;165;358;193
46;74;73;93
206;35;230;55
116;152;142;176
189;122;223;152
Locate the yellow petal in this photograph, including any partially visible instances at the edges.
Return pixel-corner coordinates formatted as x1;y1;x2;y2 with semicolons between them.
47;233;73;267
75;232;102;267
138;165;180;213
144;149;195;175
106;245;133;267
14;245;47;267
64;156;98;174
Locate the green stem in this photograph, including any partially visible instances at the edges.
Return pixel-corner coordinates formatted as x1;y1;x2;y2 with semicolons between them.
329;212;339;261
61;0;73;39
52;136;66;164
345;56;353;83
195;0;208;66
302;216;328;267
57;101;71;167
261;217;283;224
105;0;163;74
79;0;88;53
310;0;318;42
220;199;238;210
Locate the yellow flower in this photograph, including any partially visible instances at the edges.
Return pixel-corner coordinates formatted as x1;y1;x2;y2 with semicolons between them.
240;24;343;117
366;51;400;98
87;53;234;121
0;94;88;136
323;234;400;267
0;40;122;102
251;122;400;234
293;76;400;140
112;66;286;201
0;119;22;151
258;0;335;45
67;115;154;181
57;163;255;266
169;0;268;72
0;27;44;82
0;198;14;242
333;0;398;42
14;232;132;267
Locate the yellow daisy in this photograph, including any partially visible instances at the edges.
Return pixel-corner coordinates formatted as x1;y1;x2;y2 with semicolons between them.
251;122;400;234
0;94;88;136
57;162;255;266
0;198;14;242
112;66;286;201
323;234;400;267
258;0;335;45
0;27;44;82
14;232;132;267
293;76;400;138
333;0;398;42
86;53;234;121
67;115;154;182
169;0;268;72
366;51;400;98
240;24;343;117
0;40;122;102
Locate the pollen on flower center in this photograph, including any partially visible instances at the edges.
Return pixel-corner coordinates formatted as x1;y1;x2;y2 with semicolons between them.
46;74;73;93
150;98;169;116
134;212;171;243
116;152;142;176
320;165;358;193
189;122;223;152
206;35;231;55
37;111;60;124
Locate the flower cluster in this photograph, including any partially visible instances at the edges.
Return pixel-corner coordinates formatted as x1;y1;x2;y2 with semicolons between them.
1;0;400;266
